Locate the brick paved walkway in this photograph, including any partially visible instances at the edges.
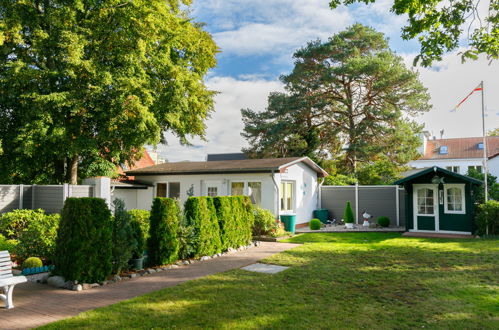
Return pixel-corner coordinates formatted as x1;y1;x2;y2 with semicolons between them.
0;242;299;329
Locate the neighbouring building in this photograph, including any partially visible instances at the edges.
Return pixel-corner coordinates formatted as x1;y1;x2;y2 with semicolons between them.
120;156;328;226
408;136;499;179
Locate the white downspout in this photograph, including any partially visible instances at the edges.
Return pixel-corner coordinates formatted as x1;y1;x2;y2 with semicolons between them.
317;177;324;209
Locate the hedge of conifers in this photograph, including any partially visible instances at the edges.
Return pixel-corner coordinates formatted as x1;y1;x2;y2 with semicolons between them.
53;196;255;282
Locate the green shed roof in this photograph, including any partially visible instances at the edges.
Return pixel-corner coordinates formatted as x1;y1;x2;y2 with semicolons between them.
393;166;483;186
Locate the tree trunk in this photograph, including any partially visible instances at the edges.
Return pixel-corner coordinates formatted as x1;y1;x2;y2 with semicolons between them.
69;155;78;184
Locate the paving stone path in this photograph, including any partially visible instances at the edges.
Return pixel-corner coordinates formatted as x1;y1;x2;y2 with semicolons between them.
0;242;299;329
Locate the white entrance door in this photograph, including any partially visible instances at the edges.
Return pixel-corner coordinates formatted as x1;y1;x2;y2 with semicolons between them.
204;181;222;197
412;184;439;232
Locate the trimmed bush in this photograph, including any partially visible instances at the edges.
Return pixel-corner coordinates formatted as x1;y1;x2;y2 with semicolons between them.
112;199;136;274
253;207;276;236
0;209;46;239
16;213;60;262
129;209;151;242
147;198;180;266
22;257;42;269
309;218;322;230
184;197;222;257
377;216;390;228
53;198;113;283
344;201;355;223
0;234;18;252
130;220;145;259
475;200;499;236
177;224;198;260
213;196;254;250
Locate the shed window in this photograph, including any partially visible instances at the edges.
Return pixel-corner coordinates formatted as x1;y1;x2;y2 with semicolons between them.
416;188;434;215
231;182;244;196
248;182;262;205
280;182;294;212
156;182;180;199
444;184;465;214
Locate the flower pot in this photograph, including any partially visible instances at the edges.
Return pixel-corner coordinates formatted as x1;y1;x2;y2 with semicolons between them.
130;258;144;271
345;222;354;229
362;220;370;227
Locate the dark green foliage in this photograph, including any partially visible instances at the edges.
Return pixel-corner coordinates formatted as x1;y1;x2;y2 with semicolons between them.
0;209;47;239
343;202;355;224
147;198;180;266
184;197;222;257
53;198;113;283
16;213;60;262
112;199;136;274
377;216;390;228
177;224;198;260
252;207;276;236
22;257;43;269
467;169;499;204
475;201;499;236
130;220;145;259
213;196;254;250
309;219;322;230
128;209;151;243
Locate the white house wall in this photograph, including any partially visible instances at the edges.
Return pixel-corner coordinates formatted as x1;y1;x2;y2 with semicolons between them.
275;162;319;224
408;158;498;178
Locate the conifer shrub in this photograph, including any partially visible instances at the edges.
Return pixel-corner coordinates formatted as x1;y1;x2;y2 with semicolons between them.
377;216;390;227
129;209;151;242
147;198;180;266
309;218;322;230
213;196;254;250
475;200;499;235
252;207;276;236
112;199;136;274
344;201;355;223
53;198;113;283
22;257;43;269
130;220;145;259
184;197;222;257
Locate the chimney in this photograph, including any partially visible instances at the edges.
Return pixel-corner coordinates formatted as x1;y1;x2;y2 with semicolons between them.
417;131;430;155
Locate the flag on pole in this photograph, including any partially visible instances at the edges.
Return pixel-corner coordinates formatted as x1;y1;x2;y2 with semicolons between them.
451;83;483;112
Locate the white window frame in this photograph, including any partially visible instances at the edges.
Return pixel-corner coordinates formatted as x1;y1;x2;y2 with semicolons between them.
444;184;466;214
468;165;483;173
280;181;295;213
414;184;437;217
155;182;180;199
229;181;262;205
445;166;460;173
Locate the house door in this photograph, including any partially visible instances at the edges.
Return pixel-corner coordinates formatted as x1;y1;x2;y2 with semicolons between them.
412;184;439;232
204;181;222;197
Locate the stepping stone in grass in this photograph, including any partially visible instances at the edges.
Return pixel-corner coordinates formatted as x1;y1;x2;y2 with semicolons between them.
241;263;288;274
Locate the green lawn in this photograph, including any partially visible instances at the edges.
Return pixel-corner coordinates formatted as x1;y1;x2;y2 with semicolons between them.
41;233;499;329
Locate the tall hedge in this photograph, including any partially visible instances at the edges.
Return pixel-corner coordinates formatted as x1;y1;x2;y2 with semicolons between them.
213;196;254;250
147;198;180;266
53;198;113;283
184;197;221;257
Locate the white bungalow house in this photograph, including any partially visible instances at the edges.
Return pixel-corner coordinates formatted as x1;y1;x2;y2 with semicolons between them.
408;136;499;180
113;156;328;226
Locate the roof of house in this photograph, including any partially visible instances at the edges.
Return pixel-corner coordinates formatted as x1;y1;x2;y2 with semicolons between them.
126;157;329;177
420;136;499;160
117;150;156;180
394;166;482;185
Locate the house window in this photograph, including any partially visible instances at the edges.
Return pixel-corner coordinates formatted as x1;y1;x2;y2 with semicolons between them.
468;165;483;173
207;187;218;197
156;182;181;198
231;182;244;196
416;188;434;215
477;142;484;150
439;146;448;154
280;182;294;212
445;166;460;173
444;184;465;214
248;182;262;205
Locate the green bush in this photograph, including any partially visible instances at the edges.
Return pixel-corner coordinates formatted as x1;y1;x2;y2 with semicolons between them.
0;234;18;252
22;257;43;269
16;213;60;262
147;198;180;266
213;196;254;250
112;199;136;274
377;216;390;227
344;201;355;223
130;220;145;259
309;218;322;230
184;197;222;257
475;200;499;236
0;209;46;239
177;224;198;260
53;198;113;283
128;209;151;242
252;207;276;236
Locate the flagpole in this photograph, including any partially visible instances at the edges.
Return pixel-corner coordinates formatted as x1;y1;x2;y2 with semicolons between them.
481;80;488;203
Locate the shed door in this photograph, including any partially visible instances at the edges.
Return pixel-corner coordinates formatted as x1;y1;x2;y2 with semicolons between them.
413;184;439;231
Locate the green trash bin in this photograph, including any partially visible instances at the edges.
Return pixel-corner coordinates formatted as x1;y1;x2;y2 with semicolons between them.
313;209;329;224
280;214;296;234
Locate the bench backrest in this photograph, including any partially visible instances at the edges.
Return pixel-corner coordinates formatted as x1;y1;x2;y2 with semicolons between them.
0;250;13;279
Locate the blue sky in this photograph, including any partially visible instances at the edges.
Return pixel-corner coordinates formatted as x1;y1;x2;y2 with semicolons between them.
157;0;499;162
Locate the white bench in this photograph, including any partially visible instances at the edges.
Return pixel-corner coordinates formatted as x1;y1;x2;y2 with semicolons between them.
0;250;27;309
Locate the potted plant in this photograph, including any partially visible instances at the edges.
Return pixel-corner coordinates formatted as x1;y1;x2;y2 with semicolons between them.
344;201;355;229
129;220;145;270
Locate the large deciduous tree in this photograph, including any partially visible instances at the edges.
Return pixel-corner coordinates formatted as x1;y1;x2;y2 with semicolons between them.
241;24;430;182
329;0;499;67
0;0;217;184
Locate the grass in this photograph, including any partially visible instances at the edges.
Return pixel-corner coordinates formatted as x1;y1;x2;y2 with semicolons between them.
40;233;498;329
